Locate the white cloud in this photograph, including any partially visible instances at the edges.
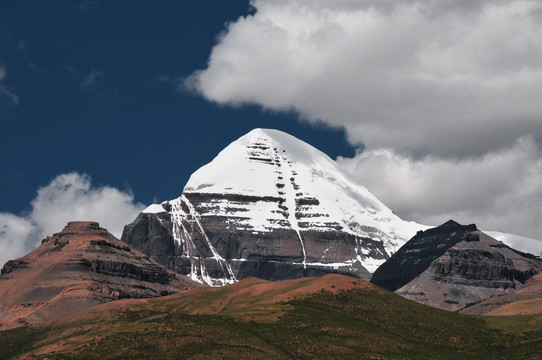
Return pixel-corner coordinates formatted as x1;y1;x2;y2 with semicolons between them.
0;214;37;268
0;173;145;268
337;136;542;239
187;0;542;157
187;0;542;243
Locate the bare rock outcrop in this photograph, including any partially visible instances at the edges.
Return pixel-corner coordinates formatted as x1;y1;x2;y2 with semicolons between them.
122;195;378;285
0;221;200;330
371;220;542;311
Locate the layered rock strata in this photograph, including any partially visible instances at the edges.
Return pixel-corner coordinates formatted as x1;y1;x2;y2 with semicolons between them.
371;220;477;291
372;220;542;311
0;221;199;329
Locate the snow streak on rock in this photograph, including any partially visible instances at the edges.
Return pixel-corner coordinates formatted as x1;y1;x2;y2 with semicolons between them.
183;129;424;258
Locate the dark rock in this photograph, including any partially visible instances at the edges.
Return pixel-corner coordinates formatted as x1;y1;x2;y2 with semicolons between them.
371;220;476;291
1;259;29;275
372;220;542;311
122;192;381;285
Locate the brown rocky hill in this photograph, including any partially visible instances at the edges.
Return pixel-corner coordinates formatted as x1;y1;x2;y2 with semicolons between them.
0;221;200;330
372;220;542;311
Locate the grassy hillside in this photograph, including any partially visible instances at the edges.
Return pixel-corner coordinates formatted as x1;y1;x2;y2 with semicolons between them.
2;275;542;359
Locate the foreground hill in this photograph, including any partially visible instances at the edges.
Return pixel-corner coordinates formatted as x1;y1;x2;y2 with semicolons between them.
3;274;542;359
0;222;200;330
122;128;424;285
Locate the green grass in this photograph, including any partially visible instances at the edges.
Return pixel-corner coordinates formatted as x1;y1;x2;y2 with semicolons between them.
0;326;48;360
3;287;542;359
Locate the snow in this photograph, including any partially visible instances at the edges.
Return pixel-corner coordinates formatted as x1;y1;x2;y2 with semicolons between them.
142;203;166;214
168;196;237;286
183;128;427;255
485;231;542;257
360;257;387;273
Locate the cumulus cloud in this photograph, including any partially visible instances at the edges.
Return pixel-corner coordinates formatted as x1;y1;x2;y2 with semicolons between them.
337;136;542;239
187;0;542;157
187;0;542;242
0;173;145;268
0;214;37;269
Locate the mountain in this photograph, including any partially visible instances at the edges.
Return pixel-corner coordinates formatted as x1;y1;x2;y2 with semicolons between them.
4;273;542;359
121;128;424;285
0;221;200;330
371;220;542;311
371;220;478;291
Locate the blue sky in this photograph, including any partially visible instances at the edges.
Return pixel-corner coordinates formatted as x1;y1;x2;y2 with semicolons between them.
0;1;353;213
2;1;542;265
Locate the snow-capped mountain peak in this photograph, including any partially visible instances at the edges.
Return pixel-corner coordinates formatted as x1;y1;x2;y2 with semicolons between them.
128;128;426;286
183;128;423;255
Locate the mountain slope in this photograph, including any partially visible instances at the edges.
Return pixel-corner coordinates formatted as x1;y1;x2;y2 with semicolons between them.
0;221;200;330
122;128;425;285
4;274;542;359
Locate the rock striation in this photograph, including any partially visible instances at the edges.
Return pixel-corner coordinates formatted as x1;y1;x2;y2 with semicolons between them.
122;129;425;286
0;221;200;330
371;220;477;291
372;220;542;311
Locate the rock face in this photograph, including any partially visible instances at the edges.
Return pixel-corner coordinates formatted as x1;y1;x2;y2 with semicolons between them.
0;222;200;330
122;129;425;286
371;220;477;291
372;220;542;311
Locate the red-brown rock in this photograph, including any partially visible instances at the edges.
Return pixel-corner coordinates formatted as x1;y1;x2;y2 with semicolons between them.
0;221;201;330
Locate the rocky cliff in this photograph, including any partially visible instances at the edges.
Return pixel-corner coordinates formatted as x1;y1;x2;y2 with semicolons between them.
372;220;542;311
371;220;477;291
0;221;200;329
122;129;425;285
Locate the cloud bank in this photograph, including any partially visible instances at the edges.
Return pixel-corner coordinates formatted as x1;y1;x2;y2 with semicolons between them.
188;0;542;239
337;136;542;238
0;173;145;268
